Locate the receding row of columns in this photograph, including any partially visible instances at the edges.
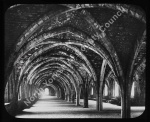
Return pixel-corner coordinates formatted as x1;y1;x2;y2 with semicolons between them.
5;70;145;118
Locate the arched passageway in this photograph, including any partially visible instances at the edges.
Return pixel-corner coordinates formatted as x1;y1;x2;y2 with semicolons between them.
4;4;146;118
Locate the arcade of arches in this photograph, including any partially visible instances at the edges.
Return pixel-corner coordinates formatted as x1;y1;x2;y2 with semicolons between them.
4;4;146;118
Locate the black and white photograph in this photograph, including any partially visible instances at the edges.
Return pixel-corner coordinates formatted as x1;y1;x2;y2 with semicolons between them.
4;4;146;119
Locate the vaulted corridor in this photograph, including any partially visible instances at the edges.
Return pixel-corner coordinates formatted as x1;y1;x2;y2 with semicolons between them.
4;4;146;119
15;95;144;118
16;95;121;118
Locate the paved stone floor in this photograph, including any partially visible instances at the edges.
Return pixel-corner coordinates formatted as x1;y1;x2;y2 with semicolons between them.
15;95;145;118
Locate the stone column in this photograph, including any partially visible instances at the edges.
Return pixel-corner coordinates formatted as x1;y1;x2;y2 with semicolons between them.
99;88;103;111
76;88;80;106
72;92;75;103
30;85;33;97
121;77;131;118
110;80;114;98
67;94;70;102
96;85;100;111
29;85;31;97
83;84;88;108
96;83;103;111
26;84;29;97
98;59;107;111
24;84;28;98
10;80;13;100
21;83;25;99
8;81;10;102
7;80;18;116
69;93;71;102
65;93;67;100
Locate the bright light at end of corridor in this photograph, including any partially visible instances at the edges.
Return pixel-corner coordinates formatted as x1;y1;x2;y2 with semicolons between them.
44;88;49;95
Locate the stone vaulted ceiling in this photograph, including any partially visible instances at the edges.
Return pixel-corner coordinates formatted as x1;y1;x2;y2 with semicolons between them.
5;4;146;88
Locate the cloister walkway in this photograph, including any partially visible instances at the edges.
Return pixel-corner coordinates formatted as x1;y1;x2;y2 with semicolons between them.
15;95;144;118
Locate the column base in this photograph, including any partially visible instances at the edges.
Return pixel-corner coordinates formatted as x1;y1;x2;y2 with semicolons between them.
76;104;81;106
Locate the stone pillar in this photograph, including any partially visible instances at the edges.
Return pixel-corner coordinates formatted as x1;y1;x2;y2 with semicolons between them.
96;86;99;111
98;59;106;111
21;83;25;99
59;88;62;99
56;90;59;98
96;85;103;111
9;79;13;101
10;80;13;100
121;78;131;118
29;85;31;97
110;80;114;98
99;88;103;111
57;88;61;98
83;85;88;108
8;81;10;102
26;84;29;97
72;92;75;103
61;89;65;100
76;89;80;106
65;93;67;100
140;74;145;104
67;93;71;102
25;84;28;98
134;81;139;99
7;81;18;116
67;94;70;102
30;85;32;97
32;85;34;96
